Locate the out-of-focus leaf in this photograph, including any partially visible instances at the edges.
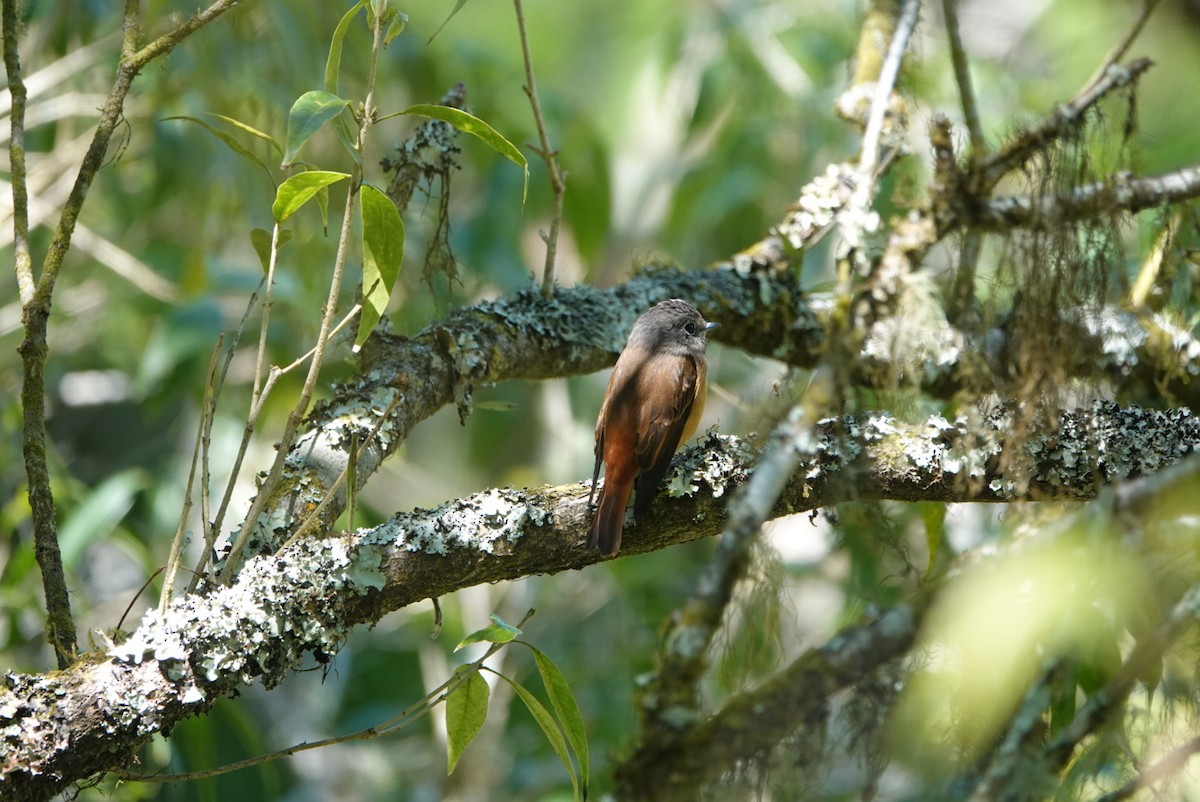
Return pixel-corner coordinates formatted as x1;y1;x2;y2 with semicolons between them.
163;116;274;182
445;667;489;774
249;227;294;273
59;469;146;568
355;184;404;351
920;502;946;578
384;10;408;45
427;0;470;43
454;614;522;652
281;91;351;167
271;171;349;223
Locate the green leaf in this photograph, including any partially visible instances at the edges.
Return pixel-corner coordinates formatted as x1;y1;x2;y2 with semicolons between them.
427;0;470;43
454;613;522;652
324;0;367;95
282;91;352;167
445;668;489;774
919;502;946;578
249;227;294;273
201;112;281;155
59;469;146;568
531;647;590;795
272;171;349;223
355;184;405;351
394;104;528;202
384;10;408;45
495;672;580;801
163;115;275;182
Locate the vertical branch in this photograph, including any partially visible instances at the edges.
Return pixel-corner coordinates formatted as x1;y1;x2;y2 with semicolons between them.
513;0;566;298
941;0;985;163
5;0;244;666
3;0;33;305
943;0;986;323
221;8;388;579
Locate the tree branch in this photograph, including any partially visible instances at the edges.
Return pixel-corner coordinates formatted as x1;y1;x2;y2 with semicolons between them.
3;402;1198;798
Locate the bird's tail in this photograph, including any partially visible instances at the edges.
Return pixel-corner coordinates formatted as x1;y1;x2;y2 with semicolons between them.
588;475;632;556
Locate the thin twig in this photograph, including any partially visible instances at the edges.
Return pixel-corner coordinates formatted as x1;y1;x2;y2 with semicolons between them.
1093;735;1200;802
8;0;243;669
513;0;566;297
1078;0;1164;100
3;0;33;305
187;278;265;594
941;0;986;162
116;609;536;785
279;393;400;549
857;0;920;180
220;10;388;580
159;337;223;610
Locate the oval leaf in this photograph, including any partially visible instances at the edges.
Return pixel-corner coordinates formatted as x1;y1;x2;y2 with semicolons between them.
272;170;349;223
531;646;590;794
397;104;529;202
446;668;489;774
282;90;352;167
454;614;522;652
355;184;405;351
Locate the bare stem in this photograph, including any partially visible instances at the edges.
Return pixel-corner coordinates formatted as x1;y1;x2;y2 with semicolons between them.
941;0;986;162
220;9;387;580
513;0;566;297
6;0;243;668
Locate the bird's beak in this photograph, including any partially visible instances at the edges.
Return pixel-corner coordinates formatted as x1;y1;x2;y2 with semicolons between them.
704;321;720;332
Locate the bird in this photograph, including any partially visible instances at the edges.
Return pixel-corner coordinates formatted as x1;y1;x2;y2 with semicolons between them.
587;299;718;555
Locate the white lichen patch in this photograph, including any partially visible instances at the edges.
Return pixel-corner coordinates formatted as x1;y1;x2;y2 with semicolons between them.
373;487;550;555
666;430;754;499
110;538;382;689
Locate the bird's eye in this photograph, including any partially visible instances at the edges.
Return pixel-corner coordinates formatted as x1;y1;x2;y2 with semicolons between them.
683;322;697;335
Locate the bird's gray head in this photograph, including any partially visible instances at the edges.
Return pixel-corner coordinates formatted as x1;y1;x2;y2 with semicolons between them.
627;298;719;357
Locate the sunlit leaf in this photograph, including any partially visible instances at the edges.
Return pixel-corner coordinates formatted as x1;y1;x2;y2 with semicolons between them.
163;115;274;182
394;104;528;202
531;647;590;795
445;668;489;774
272;171;349;223
281;91;351;167
200;112;281;154
324;0;367;95
354;184;404;351
496;672;581;801
454;613;522;652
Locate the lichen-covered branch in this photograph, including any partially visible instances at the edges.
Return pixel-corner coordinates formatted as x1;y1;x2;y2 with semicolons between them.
4;401;1198;799
232;255;1200;568
977;164;1200;231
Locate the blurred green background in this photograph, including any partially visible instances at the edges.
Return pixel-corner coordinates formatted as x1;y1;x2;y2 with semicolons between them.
3;0;1200;799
